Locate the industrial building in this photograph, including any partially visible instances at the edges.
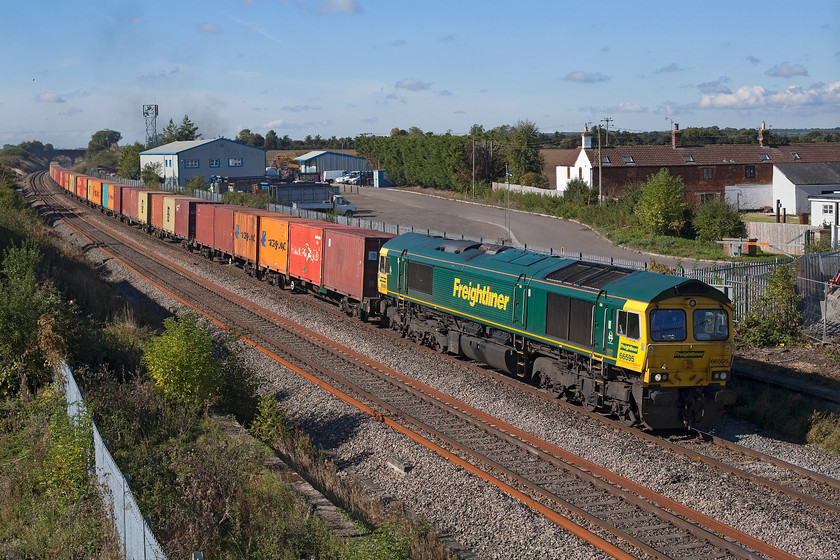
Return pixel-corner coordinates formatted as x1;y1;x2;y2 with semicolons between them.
293;150;369;178
140;138;266;189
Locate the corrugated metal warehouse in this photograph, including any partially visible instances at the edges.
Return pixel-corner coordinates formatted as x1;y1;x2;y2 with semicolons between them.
141;138;266;189
294;150;369;175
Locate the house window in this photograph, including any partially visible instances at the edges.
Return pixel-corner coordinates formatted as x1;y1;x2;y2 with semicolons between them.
759;153;770;161
683;154;695;163
623;155;635;164
210;158;221;168
228;158;243;167
600;156;611;164
703;168;713;179
184;159;199;169
745;165;755;178
700;193;718;204
791;152;801;160
824;205;835;215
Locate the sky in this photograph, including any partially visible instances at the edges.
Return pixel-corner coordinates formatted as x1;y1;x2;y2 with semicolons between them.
1;0;838;149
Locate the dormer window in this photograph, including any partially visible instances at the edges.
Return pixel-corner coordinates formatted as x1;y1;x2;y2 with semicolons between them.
623;155;635;164
683;154;695;163
791;152;800;160
600;156;611;164
759;153;770;161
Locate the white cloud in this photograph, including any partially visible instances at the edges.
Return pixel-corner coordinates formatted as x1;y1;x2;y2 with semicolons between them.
766;61;808;78
699;82;840;109
281;105;321;112
197;22;222;34
36;93;66;103
578;102;647;114
697;76;731;94
564;71;609;83
396;78;431;91
655;63;683;74
318;0;362;15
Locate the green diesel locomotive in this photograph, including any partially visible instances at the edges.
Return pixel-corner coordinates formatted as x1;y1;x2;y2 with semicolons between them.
377;233;735;430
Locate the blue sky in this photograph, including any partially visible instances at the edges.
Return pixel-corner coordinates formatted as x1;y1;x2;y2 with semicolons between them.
1;0;838;149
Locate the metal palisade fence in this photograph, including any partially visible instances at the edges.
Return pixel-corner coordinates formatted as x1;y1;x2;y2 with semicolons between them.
57;362;168;560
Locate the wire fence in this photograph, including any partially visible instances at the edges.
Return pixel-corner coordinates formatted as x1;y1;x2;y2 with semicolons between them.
57;362;168;560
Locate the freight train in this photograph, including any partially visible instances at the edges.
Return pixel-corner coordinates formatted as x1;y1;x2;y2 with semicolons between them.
48;163;736;430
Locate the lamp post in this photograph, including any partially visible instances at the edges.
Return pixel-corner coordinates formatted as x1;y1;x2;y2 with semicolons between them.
505;163;511;243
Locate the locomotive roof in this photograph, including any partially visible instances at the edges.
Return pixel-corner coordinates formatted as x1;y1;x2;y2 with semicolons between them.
383;233;730;305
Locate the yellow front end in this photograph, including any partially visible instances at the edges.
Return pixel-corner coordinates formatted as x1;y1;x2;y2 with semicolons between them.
636;295;736;429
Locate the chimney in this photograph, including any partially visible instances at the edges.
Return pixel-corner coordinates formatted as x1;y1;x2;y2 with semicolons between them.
672;123;682;148
582;126;592;150
758;121;770;147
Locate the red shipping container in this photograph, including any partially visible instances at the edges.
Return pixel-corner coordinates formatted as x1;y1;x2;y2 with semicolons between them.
288;222;355;286
174;197;215;241
323;227;395;302
195;204;241;256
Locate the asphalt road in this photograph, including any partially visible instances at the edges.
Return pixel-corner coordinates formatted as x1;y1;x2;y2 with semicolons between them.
342;187;681;268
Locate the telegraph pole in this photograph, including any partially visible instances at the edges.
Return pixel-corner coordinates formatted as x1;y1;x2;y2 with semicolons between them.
601;116;613;146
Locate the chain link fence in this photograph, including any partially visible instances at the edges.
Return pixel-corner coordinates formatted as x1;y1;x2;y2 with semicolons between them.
58;362;168;560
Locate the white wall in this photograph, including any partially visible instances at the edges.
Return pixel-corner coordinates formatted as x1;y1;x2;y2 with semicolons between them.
724;184;773;210
555;151;592;193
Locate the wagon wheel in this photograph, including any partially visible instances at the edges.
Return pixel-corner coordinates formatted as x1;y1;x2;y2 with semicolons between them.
618;403;638;427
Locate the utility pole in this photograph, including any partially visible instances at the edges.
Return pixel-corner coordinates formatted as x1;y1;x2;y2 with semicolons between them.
472;132;476;199
505;163;511;243
597;125;602;206
601;117;613;146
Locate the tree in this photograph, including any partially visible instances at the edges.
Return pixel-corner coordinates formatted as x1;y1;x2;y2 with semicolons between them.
86;129;121;159
636;169;688;236
693;199;744;241
118;142;144;180
160;115;200;144
264;130;278;150
0;241;67;398
141;162;163;187
506;120;544;183
236;129;255;145
142;314;221;406
736;265;803;347
177;114;200;141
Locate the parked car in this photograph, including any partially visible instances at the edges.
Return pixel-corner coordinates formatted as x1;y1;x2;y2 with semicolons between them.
335;171;361;184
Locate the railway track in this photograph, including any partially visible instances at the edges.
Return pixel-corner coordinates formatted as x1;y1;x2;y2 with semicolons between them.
28;171;826;559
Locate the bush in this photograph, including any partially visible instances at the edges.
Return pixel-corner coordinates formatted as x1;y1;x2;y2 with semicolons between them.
0;241;68;398
185;175;209;191
142;314;224;407
735;264;803;347
519;172;549;189
636;169;687;236
693;199;744;241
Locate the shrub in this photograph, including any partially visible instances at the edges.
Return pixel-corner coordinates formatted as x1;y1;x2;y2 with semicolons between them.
185;175;209;191
0;241;68;398
519;172;549;189
142;314;223;407
636;169;687;236
693;199;744;241
735;264;803;347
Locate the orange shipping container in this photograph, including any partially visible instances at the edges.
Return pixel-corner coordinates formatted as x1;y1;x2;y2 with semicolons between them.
233;209;275;264
257;214;314;276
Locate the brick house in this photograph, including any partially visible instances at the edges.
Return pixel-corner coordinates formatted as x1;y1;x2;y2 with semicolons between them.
556;123;840;208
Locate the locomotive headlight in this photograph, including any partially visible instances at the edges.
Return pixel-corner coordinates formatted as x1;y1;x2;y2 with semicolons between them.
652;373;669;383
712;371;729;381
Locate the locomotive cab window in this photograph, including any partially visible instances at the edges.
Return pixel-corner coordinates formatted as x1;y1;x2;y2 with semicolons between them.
616;310;640;340
378;254;390;274
692;309;729;341
650;309;686;342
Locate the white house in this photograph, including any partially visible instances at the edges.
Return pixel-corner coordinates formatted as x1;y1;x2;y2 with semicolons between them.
141;138;266;189
772;162;840;216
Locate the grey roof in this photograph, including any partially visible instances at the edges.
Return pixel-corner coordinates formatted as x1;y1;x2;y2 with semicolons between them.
776;162;840;185
141;138;218;155
140;137;265;155
293;150;362;162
